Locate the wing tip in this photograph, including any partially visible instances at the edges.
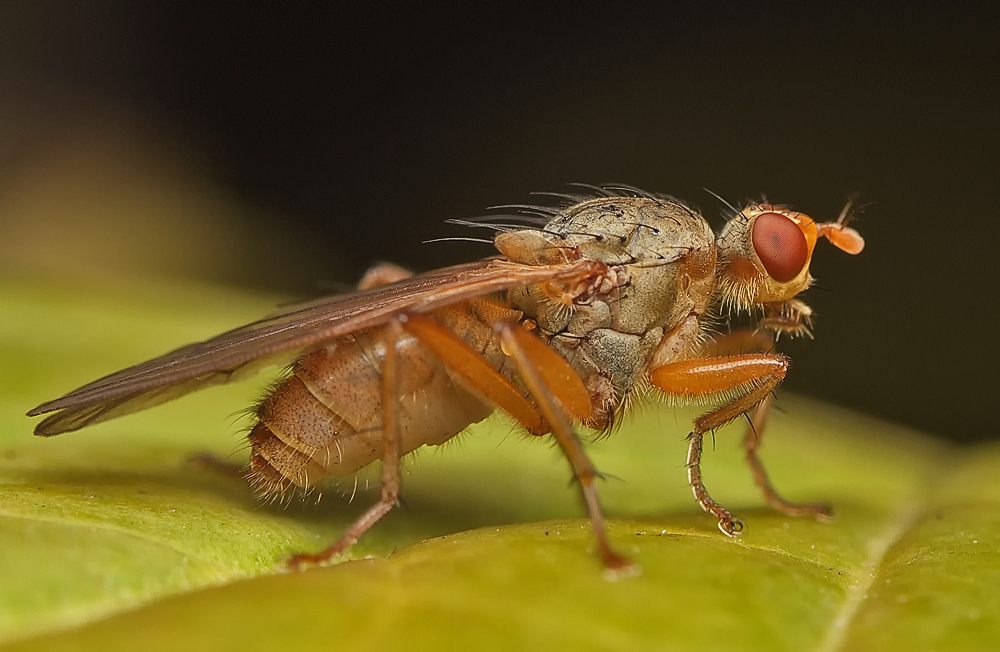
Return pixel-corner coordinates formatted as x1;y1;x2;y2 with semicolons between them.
31;415;75;437
26;404;77;436
26;405;47;418
27;394;81;418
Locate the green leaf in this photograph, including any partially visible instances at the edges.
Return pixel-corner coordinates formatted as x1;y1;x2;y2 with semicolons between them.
1;276;997;651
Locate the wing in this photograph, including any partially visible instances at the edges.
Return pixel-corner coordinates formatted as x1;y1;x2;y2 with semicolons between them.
29;257;602;436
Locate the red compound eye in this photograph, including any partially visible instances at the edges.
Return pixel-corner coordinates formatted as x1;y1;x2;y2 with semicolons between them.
751;212;808;282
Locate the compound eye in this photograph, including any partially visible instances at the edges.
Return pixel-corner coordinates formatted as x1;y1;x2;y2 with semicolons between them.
751;212;808;282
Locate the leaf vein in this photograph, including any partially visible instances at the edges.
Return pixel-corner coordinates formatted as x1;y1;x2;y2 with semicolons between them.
813;501;922;652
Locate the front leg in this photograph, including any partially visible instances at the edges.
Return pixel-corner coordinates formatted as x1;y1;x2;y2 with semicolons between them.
702;329;833;522
650;354;789;536
759;298;814;339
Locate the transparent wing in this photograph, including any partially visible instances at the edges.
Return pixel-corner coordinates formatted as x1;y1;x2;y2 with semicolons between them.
29;258;602;436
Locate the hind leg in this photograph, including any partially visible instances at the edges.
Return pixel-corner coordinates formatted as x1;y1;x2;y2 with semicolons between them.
286;319;405;569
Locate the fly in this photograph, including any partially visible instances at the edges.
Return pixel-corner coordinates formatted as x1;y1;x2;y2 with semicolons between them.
27;188;864;577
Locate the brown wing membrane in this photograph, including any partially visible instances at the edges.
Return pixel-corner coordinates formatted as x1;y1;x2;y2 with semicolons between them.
29;258;602;436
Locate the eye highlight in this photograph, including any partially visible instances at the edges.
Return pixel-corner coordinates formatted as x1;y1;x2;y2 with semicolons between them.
751;212;808;282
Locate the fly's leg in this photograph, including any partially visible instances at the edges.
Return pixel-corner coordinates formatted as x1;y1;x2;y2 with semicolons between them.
698;329;775;358
190;262;411;488
703;330;833;522
286;320;404;569
650;354;789;536
397;314;546;433
397;314;631;575
685;427;738;535
743;394;834;521
497;323;636;578
187;452;244;477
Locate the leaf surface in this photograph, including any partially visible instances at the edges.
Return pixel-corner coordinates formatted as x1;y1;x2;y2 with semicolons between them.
1;276;996;651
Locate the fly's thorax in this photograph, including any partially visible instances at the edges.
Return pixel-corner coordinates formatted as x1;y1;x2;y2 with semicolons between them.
496;196;719;422
497;196;717;335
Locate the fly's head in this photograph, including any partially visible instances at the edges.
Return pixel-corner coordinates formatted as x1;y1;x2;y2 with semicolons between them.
715;201;865;336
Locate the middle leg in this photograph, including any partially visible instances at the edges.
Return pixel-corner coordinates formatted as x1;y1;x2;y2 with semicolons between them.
704;329;833;521
497;323;635;577
743;394;834;521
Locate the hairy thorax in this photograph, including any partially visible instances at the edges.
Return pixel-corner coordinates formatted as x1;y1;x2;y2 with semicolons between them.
497;197;718;428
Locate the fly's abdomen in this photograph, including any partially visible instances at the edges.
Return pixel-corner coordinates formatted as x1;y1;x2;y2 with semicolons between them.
247;306;501;497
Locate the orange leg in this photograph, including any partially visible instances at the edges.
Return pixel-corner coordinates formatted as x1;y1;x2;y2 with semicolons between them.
398;313;545;434
286;313;627;573
650;354;789;536
699;329;775;358
202;264;415;514
399;313;629;574
702;329;833;522
497;323;635;577
743;394;834;521
287;320;404;569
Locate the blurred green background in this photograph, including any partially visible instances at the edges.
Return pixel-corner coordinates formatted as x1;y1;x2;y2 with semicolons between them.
0;2;996;442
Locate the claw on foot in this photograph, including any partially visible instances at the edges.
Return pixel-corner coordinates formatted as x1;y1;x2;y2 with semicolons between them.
600;550;641;582
769;498;837;523
811;503;836;523
717;517;744;537
285;549;342;571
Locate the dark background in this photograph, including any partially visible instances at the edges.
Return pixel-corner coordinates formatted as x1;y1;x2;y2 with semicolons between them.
1;2;996;441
